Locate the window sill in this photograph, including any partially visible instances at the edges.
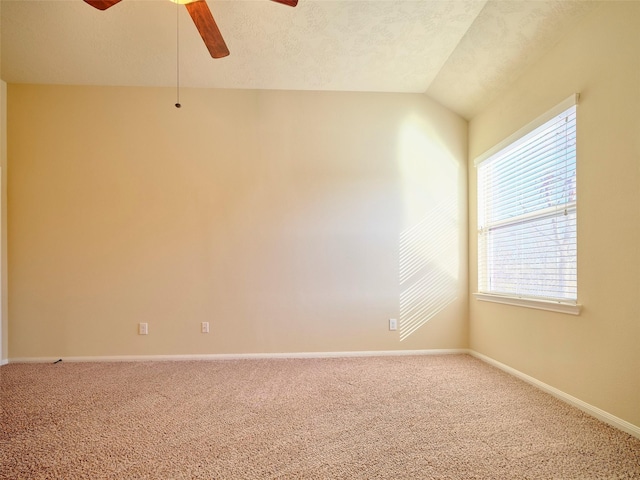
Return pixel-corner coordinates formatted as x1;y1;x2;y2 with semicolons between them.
473;293;582;316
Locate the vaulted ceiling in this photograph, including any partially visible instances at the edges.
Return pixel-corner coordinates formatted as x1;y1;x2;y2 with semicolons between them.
1;0;598;119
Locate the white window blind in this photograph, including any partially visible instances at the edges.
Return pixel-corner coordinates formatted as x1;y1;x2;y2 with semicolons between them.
477;96;577;304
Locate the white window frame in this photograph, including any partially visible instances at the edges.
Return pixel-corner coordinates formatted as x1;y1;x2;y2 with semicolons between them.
474;94;581;315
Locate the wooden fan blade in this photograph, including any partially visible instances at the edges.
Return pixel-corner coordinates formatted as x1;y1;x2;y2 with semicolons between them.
271;0;298;6
83;0;122;11
185;1;230;59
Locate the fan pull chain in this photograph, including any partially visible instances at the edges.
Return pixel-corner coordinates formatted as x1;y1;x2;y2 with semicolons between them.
175;1;181;108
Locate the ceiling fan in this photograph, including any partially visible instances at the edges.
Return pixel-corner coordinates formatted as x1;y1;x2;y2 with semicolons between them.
83;0;298;59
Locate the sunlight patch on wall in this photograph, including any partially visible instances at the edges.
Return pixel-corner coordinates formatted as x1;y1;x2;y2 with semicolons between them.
399;200;458;340
398;117;459;341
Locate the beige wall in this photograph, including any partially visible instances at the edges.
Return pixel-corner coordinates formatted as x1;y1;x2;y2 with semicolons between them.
8;86;468;358
1;80;7;364
468;2;640;427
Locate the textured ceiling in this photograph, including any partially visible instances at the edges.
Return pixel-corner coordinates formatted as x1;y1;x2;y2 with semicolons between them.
1;0;598;120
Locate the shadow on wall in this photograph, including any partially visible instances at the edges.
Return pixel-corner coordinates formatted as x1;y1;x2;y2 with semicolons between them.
398;116;460;341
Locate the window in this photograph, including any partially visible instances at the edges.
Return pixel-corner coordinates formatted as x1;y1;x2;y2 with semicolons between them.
475;95;579;314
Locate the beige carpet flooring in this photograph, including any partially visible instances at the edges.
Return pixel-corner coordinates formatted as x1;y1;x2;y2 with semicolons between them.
1;354;639;479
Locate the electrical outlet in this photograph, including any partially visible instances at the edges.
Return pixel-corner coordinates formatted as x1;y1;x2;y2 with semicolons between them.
389;318;398;331
201;322;210;334
139;322;148;335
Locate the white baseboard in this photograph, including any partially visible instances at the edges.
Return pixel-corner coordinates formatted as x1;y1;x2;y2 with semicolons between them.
8;348;468;364
469;350;640;440
0;358;8;366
